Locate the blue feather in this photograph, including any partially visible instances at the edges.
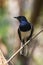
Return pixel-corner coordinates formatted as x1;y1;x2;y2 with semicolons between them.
14;16;31;31
19;20;31;31
20;21;28;26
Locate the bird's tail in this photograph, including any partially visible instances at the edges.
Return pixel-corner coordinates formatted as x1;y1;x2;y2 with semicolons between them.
20;40;29;56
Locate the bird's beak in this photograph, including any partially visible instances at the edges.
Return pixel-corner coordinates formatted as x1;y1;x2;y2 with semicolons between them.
14;17;20;22
14;17;19;20
14;17;17;18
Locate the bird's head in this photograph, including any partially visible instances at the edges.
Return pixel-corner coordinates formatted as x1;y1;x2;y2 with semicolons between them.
14;16;32;32
14;16;27;23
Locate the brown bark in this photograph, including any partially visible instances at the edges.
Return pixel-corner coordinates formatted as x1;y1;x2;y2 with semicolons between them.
30;0;43;24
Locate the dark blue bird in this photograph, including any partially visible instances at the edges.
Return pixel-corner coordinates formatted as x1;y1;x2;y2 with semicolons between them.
14;16;33;56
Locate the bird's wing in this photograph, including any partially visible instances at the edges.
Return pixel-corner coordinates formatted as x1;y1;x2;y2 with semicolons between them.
27;23;34;41
18;28;21;40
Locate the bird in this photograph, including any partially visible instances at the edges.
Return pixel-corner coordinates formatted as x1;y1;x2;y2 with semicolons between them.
14;16;33;56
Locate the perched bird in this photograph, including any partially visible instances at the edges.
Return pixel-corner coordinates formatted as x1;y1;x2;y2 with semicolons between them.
14;16;33;56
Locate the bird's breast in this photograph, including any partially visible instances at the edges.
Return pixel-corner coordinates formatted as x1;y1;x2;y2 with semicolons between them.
20;30;31;40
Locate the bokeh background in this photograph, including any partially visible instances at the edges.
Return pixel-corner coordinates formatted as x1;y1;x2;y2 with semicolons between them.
0;0;43;65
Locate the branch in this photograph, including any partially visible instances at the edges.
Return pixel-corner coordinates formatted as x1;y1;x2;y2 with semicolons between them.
5;29;43;64
0;50;8;65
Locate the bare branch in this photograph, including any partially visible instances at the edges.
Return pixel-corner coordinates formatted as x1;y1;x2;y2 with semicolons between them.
5;29;43;64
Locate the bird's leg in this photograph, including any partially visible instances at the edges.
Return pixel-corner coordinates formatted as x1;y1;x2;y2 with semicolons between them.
22;40;25;55
20;41;23;55
20;40;24;55
20;39;29;56
23;39;29;56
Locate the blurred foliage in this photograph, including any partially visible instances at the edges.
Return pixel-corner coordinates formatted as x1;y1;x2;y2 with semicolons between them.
0;8;6;16
0;17;9;37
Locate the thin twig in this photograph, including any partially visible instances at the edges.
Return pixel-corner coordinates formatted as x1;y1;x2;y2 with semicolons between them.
5;29;43;64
